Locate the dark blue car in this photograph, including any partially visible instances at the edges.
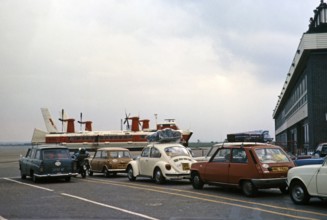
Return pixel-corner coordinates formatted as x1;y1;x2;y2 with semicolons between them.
294;143;327;166
294;157;325;166
19;145;78;182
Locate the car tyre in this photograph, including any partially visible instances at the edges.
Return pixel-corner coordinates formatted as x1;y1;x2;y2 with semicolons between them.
20;171;26;180
241;180;257;197
32;173;38;183
65;177;71;182
192;172;204;189
154;168;165;184
104;168;110;178
279;186;289;194
290;181;310;205
81;170;86;178
88;170;93;176
127;166;136;181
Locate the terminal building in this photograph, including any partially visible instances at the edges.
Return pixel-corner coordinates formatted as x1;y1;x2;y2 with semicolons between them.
273;1;327;154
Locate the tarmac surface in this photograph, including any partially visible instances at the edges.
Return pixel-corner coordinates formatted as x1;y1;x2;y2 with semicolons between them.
1;144;327;220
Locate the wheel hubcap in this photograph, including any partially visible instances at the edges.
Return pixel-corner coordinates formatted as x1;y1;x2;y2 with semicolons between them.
244;183;251;191
293;186;304;201
194;176;199;185
155;171;160;180
128;169;133;178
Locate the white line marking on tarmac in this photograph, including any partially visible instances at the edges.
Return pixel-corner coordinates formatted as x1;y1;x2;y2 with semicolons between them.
3;178;158;219
3;178;54;191
61;193;159;220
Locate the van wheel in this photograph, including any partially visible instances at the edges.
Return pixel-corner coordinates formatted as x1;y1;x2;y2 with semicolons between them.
241;181;257;197
20;171;26;180
32;173;38;183
127;166;136;181
192;172;204;189
154;168;165;184
104;168;110;177
290;181;310;205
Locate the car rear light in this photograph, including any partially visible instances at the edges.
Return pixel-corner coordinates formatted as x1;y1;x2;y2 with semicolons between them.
165;164;171;170
260;163;270;173
255;164;264;174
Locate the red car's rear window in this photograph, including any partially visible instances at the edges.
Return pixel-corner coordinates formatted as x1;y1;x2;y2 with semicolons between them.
254;148;290;163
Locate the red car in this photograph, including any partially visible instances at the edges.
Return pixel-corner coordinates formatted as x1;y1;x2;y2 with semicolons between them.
191;142;295;196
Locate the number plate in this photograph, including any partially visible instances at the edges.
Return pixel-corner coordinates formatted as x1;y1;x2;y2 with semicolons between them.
182;163;190;170
272;167;288;172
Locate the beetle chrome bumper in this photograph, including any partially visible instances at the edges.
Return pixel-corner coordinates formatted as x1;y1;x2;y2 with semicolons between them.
34;173;78;178
165;173;191;180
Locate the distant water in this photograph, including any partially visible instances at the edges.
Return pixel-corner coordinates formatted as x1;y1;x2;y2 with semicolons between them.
0;143;30;164
0;142;31;147
0;142;31;151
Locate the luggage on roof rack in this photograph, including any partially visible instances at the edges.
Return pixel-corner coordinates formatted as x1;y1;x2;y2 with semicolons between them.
147;128;182;143
227;130;273;143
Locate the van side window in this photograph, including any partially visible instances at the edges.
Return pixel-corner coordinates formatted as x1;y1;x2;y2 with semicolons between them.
212;149;231;162
31;149;37;159
109;151;118;158
102;151;108;158
231;149;248;163
95;151;102;158
35;150;41;160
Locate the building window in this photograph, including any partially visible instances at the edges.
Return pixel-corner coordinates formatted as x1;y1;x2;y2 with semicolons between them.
275;74;308;130
303;123;309;145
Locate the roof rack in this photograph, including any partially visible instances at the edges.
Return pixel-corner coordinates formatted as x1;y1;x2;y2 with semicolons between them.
215;142;270;148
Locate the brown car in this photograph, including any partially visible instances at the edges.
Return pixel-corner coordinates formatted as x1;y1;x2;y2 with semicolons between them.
88;147;133;177
191;142;295;196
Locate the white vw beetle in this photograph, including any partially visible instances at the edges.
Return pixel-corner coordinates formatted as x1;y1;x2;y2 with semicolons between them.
287;157;327;204
127;129;195;184
127;143;195;184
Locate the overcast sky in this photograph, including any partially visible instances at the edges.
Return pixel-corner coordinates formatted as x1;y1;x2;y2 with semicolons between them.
0;0;320;142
